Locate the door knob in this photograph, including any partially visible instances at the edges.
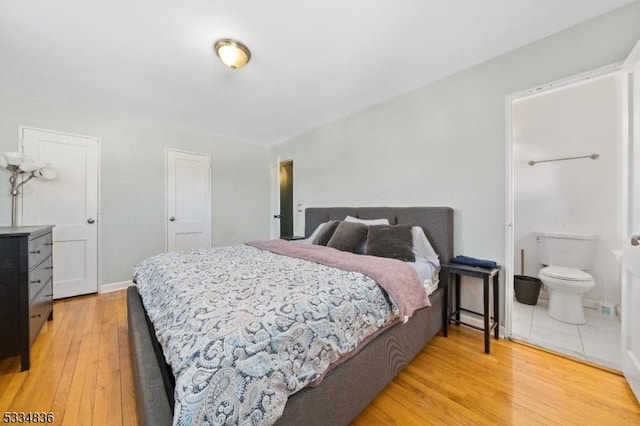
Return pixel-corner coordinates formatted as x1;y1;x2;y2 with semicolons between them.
87;218;95;224
169;216;176;222
632;235;640;246
273;215;283;219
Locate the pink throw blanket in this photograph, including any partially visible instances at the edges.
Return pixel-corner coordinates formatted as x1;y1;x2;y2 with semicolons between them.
247;240;430;319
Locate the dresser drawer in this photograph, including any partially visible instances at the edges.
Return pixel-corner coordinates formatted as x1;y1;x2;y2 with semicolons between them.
29;280;53;345
29;256;53;302
29;232;52;270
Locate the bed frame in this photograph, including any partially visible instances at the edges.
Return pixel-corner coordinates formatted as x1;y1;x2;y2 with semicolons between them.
127;206;453;425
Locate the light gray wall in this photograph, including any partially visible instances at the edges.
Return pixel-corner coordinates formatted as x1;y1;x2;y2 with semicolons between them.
272;2;640;314
0;89;271;285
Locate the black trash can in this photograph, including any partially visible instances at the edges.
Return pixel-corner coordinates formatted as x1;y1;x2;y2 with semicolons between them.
514;275;542;305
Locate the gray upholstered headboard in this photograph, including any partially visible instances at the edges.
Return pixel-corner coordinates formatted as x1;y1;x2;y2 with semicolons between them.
305;207;454;265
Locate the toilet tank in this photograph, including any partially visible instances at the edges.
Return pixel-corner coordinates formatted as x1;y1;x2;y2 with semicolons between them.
536;232;596;269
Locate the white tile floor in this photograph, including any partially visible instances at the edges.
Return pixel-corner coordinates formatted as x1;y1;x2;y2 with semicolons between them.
511;297;621;371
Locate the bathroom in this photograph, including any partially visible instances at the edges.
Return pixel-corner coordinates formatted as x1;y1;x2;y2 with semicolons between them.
509;70;623;370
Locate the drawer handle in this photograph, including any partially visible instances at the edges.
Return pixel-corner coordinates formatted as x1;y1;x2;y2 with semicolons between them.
45;242;53;246
30;250;41;255
44;266;53;270
30;279;41;284
31;314;42;319
44;294;53;297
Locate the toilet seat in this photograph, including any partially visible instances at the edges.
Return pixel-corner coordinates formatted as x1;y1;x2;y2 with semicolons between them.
539;266;592;282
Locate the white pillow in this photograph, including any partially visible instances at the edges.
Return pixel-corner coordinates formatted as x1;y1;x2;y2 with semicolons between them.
344;215;390;226
409;260;439;292
303;221;329;244
412;226;440;268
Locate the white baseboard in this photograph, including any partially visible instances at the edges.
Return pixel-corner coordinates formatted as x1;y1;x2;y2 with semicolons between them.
458;312;484;329
99;280;134;294
454;313;507;338
540;297;614;312
583;298;599;310
583;299;620;321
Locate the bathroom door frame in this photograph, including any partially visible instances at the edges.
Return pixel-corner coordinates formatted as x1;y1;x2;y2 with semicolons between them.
504;62;624;338
270;156;296;239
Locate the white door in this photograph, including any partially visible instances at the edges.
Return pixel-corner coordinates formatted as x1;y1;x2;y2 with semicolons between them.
166;149;211;252
20;127;99;299
622;39;640;402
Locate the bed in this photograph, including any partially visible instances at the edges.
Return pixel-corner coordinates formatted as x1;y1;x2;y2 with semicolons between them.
127;206;453;425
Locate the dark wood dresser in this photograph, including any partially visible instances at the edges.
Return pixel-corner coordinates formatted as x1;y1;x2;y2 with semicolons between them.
0;226;54;371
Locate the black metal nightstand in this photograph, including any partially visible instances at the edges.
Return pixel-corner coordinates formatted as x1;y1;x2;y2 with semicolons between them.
442;262;501;354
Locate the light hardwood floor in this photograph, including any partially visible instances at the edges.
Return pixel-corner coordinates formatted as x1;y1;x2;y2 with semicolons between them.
0;291;638;425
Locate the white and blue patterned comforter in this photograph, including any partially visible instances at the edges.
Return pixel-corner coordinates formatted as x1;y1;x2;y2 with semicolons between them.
133;244;405;425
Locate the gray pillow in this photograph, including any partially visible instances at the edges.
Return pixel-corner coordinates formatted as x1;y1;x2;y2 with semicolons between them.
365;224;415;262
314;220;340;246
327;221;368;253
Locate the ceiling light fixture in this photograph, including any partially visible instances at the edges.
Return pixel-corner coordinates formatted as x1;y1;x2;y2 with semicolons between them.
214;39;251;70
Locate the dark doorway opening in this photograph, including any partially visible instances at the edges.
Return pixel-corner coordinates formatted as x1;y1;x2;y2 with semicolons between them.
279;160;294;238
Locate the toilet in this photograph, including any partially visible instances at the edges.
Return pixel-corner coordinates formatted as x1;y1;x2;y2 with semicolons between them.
536;232;596;325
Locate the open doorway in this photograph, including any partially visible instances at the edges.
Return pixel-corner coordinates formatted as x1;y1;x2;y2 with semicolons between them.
506;66;624;370
278;160;294;238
